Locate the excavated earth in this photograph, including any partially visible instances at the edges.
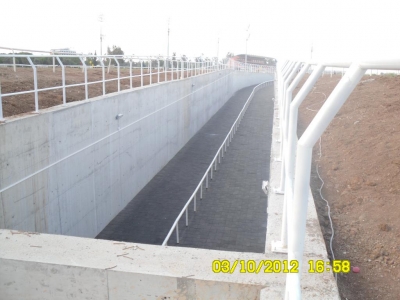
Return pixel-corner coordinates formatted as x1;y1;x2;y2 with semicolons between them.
296;73;400;300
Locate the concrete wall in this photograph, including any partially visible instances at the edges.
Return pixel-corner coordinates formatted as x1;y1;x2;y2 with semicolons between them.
0;229;267;300
0;70;273;238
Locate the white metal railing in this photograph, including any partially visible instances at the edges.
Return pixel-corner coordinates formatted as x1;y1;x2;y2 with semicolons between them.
272;58;400;299
162;80;274;246
0;53;273;120
0;52;275;120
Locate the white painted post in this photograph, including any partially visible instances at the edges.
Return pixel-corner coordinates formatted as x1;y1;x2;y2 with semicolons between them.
129;60;133;89
26;57;39;112
55;56;66;105
79;57;88;100
286;64;366;299
149;60;152;85
114;57;120;92
53;55;55;73
272;64;324;254
0;78;3;120
100;57;106;95
278;61;303;192
157;60;160;83
12;50;16;72
181;60;184;79
141;60;143;87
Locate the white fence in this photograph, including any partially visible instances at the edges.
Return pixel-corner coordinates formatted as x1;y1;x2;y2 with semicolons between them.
273;59;400;299
0;53;274;120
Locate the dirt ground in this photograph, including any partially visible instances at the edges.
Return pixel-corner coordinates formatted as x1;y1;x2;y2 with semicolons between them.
0;66;192;118
295;73;400;300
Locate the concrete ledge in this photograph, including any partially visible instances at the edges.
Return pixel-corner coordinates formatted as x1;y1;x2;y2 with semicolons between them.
1;229;274;299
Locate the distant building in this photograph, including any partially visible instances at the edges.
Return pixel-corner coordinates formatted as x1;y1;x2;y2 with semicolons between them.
231;54;276;66
50;48;77;55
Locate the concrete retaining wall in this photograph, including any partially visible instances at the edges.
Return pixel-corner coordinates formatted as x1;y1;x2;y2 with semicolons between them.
0;229;266;300
0;70;273;238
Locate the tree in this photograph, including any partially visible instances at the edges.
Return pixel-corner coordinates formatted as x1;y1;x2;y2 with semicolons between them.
107;45;124;65
86;51;97;67
172;52;177;68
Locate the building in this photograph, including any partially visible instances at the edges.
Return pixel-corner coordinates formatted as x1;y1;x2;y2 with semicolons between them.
50;48;77;55
231;54;276;66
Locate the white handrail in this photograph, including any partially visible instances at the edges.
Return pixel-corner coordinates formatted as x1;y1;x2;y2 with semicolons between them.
274;59;400;299
0;53;274;120
162;80;274;246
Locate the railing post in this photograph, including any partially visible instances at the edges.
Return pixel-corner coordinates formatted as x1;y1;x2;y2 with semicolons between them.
286;64;366;299
277;61;302;192
26;57;39;113
141;60;143;87
149;59;152;85
12;50;16;72
79;57;88;100
99;57;106;96
55;56;66;105
181;60;184;79
272;63;315;253
129;60;133;89
0;78;3;121
113;56;120;92
158;59;160;83
164;58;167;81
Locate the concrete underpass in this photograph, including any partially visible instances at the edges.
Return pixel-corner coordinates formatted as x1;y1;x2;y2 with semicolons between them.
97;85;275;253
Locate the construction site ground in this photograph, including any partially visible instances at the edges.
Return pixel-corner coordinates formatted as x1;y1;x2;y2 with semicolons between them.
296;73;400;300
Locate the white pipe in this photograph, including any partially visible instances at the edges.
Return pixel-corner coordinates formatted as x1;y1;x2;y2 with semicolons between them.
286;64;366;299
277;63;310;250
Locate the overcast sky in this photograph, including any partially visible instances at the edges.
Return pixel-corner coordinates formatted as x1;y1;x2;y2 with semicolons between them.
1;0;399;62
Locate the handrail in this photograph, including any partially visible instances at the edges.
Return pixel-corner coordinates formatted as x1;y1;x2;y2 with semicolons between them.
0;53;275;120
162;80;274;246
274;59;400;299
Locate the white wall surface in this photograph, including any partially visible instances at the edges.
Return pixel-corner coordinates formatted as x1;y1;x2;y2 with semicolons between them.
0;70;272;237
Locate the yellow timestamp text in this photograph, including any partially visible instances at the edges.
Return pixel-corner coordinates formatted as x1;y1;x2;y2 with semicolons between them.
212;259;351;274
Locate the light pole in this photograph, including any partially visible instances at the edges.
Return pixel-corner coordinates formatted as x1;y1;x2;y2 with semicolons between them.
167;18;170;58
245;25;250;68
245;33;250;67
98;14;105;56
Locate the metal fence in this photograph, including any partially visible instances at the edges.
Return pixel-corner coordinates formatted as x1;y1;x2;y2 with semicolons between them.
162;80;274;246
0;53;274;120
273;59;400;299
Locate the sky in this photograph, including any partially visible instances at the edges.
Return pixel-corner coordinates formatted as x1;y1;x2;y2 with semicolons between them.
1;0;400;62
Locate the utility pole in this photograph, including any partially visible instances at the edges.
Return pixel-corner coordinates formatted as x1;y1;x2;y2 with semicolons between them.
98;14;105;56
167;18;170;58
245;25;250;66
217;37;220;62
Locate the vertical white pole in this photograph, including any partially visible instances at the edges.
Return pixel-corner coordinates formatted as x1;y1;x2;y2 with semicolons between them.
141;60;143;87
129;60;133;89
157;60;160;83
0;77;3;120
286;64;366;298
149;60;152;85
12;50;16;72
26;57;39;112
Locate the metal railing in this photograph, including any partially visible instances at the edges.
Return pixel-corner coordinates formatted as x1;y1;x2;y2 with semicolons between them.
272;58;400;299
0;52;274;120
162;80;274;246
